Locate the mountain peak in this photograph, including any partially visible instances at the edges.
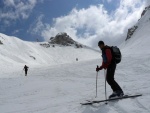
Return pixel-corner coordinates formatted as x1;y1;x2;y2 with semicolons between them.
49;32;83;48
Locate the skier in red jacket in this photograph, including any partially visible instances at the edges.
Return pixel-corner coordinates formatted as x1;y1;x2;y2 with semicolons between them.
96;41;124;98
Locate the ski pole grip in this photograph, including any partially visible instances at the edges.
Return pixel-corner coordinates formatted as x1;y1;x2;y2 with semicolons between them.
97;65;99;68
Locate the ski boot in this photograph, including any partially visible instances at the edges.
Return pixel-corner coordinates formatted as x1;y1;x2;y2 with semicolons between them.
109;91;124;99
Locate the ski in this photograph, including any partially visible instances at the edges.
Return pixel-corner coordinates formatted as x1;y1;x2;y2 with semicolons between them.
81;94;142;105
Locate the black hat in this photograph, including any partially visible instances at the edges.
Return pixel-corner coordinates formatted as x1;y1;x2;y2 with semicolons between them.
98;41;104;46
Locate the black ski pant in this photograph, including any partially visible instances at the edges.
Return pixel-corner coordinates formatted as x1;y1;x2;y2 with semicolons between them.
106;62;123;92
25;70;28;76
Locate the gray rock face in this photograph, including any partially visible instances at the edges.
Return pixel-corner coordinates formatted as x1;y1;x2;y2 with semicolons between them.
49;32;83;48
49;33;74;45
125;26;138;41
141;5;150;17
0;40;3;44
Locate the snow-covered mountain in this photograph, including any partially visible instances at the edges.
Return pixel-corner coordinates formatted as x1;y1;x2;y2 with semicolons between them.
0;32;100;78
0;32;99;67
122;5;150;55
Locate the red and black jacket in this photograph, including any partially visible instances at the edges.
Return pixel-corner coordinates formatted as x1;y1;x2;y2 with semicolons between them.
101;46;112;69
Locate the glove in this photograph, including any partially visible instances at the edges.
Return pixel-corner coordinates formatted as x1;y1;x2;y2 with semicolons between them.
96;66;103;72
96;67;99;72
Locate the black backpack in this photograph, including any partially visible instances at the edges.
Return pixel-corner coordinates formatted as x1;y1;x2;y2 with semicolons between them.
110;46;122;64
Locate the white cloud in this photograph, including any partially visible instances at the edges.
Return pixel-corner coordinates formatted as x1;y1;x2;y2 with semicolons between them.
28;14;45;35
0;0;40;20
33;0;146;48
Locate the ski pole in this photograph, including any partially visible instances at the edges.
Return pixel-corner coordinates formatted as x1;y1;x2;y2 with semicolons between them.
104;70;108;104
22;69;24;74
95;65;99;98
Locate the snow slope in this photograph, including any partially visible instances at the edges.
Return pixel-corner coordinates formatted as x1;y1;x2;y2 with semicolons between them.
0;33;100;77
0;56;150;113
121;5;150;56
1;31;150;113
0;33;100;65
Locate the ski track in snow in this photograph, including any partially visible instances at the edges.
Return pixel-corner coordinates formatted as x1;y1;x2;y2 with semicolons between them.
0;55;150;113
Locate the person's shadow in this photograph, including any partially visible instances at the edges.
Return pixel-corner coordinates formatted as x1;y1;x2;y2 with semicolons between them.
82;103;110;113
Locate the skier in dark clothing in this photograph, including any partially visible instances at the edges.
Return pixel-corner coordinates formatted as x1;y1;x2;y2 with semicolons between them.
96;41;124;98
23;65;29;76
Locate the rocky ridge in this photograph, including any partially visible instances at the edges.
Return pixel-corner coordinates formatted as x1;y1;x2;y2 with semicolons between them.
40;32;84;48
125;5;150;41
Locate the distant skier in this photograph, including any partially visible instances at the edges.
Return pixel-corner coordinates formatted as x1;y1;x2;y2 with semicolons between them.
96;41;124;98
76;58;78;61
23;65;29;76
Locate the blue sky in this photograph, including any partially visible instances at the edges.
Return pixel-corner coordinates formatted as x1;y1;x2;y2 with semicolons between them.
0;0;148;47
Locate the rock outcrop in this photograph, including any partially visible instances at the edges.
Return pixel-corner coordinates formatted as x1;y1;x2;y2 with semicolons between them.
125;26;138;41
49;32;83;48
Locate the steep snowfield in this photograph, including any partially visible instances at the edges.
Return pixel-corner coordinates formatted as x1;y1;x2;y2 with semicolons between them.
121;6;150;56
0;33;100;65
